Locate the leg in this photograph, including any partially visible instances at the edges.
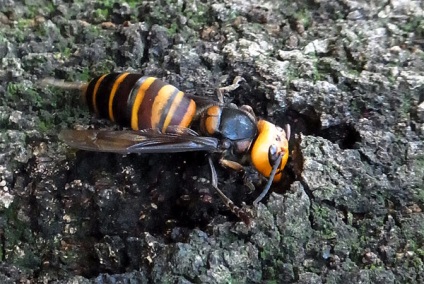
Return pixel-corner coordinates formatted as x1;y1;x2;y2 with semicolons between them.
220;157;256;192
216;76;246;103
219;158;244;172
239;105;257;122
208;156;252;226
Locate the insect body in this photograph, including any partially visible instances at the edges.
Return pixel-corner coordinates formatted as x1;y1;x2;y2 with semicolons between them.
84;73;196;132
43;73;290;222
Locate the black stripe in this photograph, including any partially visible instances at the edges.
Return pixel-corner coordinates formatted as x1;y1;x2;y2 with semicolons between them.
113;73;143;127
85;75;103;114
170;95;191;126
126;76;150;127
158;87;179;131
95;73;121;119
137;78;164;129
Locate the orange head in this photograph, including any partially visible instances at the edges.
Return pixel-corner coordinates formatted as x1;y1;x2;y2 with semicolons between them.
250;120;290;182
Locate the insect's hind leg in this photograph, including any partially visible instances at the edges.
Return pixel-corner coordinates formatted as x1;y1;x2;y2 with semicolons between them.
216;76;246;104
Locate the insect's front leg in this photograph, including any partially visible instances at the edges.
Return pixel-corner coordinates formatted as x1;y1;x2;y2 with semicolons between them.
219;157;257;193
208;157;252;226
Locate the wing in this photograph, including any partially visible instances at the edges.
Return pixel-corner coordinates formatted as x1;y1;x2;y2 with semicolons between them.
59;128;219;154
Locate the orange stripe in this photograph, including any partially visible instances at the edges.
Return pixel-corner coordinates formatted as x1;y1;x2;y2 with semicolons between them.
162;91;184;132
203;105;220;135
108;72;130;122
131;77;156;130
178;100;196;128
150;85;174;130
92;74;107;115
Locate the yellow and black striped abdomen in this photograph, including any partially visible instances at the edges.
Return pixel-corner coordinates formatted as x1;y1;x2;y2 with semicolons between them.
85;73;196;132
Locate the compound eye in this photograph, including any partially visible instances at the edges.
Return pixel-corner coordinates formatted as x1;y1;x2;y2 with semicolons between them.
268;145;280;166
